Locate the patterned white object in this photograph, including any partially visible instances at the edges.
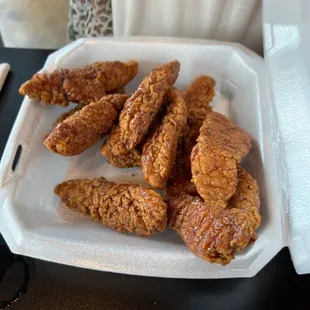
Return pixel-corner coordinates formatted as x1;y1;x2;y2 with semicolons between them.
112;0;263;55
0;0;69;49
69;0;113;40
0;63;10;93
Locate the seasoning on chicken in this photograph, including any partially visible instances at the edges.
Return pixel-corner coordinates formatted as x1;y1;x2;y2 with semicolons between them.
19;61;138;106
55;177;167;236
100;126;141;168
118;60;180;152
167;167;260;265
141;88;187;189
43;94;128;156
191;111;251;201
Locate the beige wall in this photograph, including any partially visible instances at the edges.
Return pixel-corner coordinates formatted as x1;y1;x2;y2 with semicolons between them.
0;0;69;49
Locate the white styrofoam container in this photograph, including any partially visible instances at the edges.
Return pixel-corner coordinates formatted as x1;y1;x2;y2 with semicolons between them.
0;36;294;278
263;0;310;275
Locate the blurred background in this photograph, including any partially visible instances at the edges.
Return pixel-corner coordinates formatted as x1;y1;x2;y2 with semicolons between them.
0;0;263;55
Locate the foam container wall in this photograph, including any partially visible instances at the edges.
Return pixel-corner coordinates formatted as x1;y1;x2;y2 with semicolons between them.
0;37;285;278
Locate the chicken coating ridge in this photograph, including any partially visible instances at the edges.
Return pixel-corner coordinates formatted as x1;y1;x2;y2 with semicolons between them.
141;88;187;189
19;68;69;106
197;111;251;161
100;126;141;168
19;61;137;106
55;177;167;236
53;94;127;129
43;94;128;156
191;144;238;201
191;111;251;202
118;60;180;152
184;75;215;127
182;76;216;171
167;167;260;265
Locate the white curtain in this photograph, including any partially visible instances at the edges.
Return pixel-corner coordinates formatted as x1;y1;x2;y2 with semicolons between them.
112;0;263;55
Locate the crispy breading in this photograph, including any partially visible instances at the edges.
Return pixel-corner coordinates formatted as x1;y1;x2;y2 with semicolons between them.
100;126;141;168
191;144;238;201
64;61;138;103
182;76;216;171
43;94;128;156
53;103;84;128
191;111;251;202
167;167;260;265
55;177;167;236
197;111;252;161
118;60;180;152
184;76;215;127
53;94;127;128
141;88;187;189
19;68;69;106
19;61;137;106
229;166;261;217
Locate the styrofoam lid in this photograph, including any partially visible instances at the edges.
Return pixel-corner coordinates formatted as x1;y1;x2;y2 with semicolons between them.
263;0;310;274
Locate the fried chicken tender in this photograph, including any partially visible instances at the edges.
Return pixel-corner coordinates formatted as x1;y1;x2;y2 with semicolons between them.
183;76;216;170
53;93;127;129
166;77;216;195
100;126;141;168
19;68;69;106
43;94;128;156
167;167;260;265
55;177;167;236
184;76;215;127
141;89;187;189
19;61;137;106
191;111;251;201
118;60;180;152
191;145;238;202
64;61;137;103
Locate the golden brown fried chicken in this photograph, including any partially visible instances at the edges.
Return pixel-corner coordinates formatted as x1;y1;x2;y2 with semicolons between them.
100;126;141;168
167;167;260;265
191;145;238;202
53;93;128;129
191;111;251;202
19;61;137;106
64;61;137;103
229;166;261;231
166;77;216;196
118;60;180;152
184;76;215;127
55;177;167;236
19;68;69;106
43;94;128;156
183;76;216;171
141;88;187;189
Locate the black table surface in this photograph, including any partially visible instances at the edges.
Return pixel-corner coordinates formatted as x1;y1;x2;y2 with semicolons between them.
0;47;310;310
